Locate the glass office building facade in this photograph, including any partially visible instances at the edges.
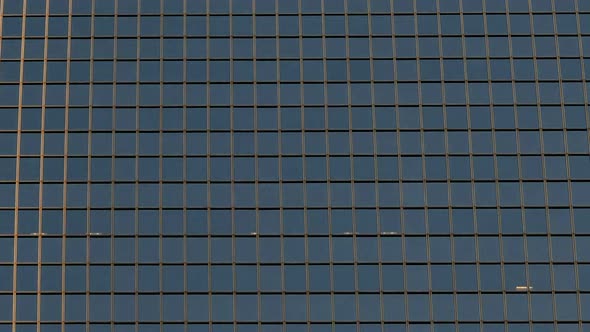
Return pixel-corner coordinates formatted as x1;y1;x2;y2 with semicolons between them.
1;0;590;331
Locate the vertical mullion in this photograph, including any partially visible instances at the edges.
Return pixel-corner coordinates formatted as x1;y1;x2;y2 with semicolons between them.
182;0;188;330
278;0;290;332
342;2;360;330
573;0;590;152
158;0;164;329
524;0;548;329
319;1;334;331
229;2;237;331
158;0;165;329
549;0;578;330
457;0;482;330
293;0;309;331
464;1;482;328
36;0;51;330
12;0;27;330
478;0;495;330
205;2;212;330
411;1;434;331
296;0;309;329
134;1;141;331
318;1;335;331
503;0;524;267
278;6;286;328
479;0;505;327
364;2;385;332
86;0;96;331
433;1;458;331
572;0;588;329
388;0;410;329
547;0;565;329
251;0;261;327
228;0;235;327
111;2;119;332
278;0;292;330
0;0;3;41
273;0;287;331
498;0;532;329
61;0;74;331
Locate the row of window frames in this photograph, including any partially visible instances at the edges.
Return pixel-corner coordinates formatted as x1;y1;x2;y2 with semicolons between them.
1;230;586;243
0;326;577;332
3;58;590;82
0;261;586;270
0;325;575;332
7;78;590;85
3;82;589;101
2;87;590;108
6;42;542;62
0;106;586;131
3;0;588;15
2;128;589;134
5;189;589;214
0;213;583;233
3;153;590;178
1;94;590;113
3;125;589;134
0;291;587;297
0;290;588;297
0;202;579;221
5;193;590;214
3;232;587;238
4;68;590;84
3;0;401;14
7;210;575;228
0;204;583;230
0;326;566;332
2;237;588;264
2;0;588;14
3;172;588;188
6;69;590;83
1;325;572;332
2;151;589;164
0;37;585;61
1;188;588;209
0;111;585;133
2;206;584;234
2;128;588;134
1;131;588;155
21;8;536;15
0;325;580;332
0;297;583;326
0;259;588;268
1;0;518;14
3;84;590;108
6;35;588;42
3;14;590;37
0;227;586;238
4;171;590;184
29;11;590;17
4;162;590;181
0;201;579;217
6;232;588;239
1;36;588;60
2;153;590;170
2;242;587;258
6;182;590;208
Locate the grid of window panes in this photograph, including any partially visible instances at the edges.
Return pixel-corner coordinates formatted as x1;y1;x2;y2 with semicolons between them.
1;0;590;331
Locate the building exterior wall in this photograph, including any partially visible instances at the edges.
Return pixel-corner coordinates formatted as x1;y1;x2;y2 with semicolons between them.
1;0;590;331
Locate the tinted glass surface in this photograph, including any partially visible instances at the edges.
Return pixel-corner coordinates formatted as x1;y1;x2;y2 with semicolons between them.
1;0;590;330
